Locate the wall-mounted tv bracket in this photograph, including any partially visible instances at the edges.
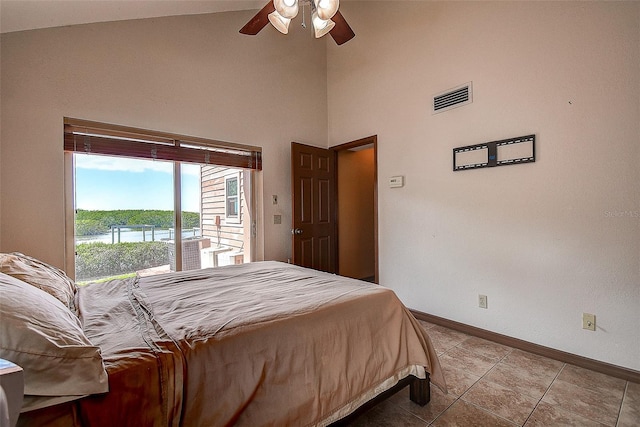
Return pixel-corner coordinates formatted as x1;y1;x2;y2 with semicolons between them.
453;134;536;171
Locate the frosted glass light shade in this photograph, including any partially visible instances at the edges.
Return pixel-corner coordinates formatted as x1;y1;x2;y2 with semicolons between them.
268;11;291;34
312;12;335;38
274;0;299;19
314;0;339;20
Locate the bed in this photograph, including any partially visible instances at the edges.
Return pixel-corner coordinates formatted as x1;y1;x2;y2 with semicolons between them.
0;252;445;426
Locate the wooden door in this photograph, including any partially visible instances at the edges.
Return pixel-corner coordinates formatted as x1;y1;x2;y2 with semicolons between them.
291;142;336;273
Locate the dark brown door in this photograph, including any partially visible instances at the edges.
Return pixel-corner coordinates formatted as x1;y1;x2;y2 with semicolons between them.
291;142;336;273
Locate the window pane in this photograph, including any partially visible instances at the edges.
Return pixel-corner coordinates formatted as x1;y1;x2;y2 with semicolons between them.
74;156;253;280
226;177;238;197
227;197;238;217
74;154;175;283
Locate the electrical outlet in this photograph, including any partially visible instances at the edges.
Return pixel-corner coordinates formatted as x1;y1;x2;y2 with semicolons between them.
273;214;282;225
582;313;596;331
478;294;488;309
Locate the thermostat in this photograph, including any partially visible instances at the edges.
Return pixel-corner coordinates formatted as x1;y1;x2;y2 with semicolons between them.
389;176;404;188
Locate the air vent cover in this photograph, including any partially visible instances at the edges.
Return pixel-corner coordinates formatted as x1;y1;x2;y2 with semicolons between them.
433;82;473;114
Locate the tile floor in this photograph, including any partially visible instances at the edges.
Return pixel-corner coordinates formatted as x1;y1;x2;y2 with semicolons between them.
345;321;639;426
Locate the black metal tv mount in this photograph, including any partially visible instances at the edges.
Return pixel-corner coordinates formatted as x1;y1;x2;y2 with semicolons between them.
453;134;536;171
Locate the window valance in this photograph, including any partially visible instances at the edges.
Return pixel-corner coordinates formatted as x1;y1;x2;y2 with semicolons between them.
63;118;262;170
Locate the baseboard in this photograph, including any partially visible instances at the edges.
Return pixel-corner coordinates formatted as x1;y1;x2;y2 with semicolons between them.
411;309;640;384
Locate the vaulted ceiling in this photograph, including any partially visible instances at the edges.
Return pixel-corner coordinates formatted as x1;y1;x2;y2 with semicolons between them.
0;0;265;34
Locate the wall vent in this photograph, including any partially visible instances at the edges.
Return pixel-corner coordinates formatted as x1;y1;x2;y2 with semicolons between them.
433;82;473;114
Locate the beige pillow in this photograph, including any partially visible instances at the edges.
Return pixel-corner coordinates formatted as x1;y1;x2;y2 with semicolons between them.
0;272;108;398
0;252;77;315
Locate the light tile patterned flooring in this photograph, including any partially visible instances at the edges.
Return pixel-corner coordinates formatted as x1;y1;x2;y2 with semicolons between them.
346;321;639;426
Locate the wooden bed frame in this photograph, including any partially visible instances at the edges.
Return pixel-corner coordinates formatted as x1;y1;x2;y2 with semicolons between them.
16;374;431;426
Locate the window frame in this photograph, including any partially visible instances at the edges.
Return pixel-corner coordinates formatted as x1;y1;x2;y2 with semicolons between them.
63;118;262;170
63;118;263;279
225;172;241;224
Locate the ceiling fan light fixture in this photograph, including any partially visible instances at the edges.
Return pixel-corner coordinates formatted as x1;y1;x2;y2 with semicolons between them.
240;0;354;45
268;11;291;34
312;12;335;38
273;0;299;19
314;0;339;20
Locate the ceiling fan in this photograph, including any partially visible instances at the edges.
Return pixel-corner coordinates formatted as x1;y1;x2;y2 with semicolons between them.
240;0;355;45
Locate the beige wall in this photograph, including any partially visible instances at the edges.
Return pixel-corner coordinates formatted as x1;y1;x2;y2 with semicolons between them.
2;1;639;373
0;10;328;267
328;1;640;371
0;41;2;250
337;148;375;279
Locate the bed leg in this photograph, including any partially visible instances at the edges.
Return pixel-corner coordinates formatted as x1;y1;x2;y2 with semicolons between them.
409;374;430;406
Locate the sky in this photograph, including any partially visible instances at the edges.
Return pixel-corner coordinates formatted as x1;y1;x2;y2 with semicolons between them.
74;154;201;212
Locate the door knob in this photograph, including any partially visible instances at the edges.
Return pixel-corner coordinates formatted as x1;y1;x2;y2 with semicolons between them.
291;228;303;235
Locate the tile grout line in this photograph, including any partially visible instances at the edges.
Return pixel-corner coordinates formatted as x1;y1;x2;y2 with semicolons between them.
426;325;631;427
461;400;520;426
614;380;629;427
385;385;453;426
452;343;522;425
408;323;467;426
463;348;530;425
429;328;611;427
474;341;622;426
551;365;626;426
439;328;572;426
428;333;484;425
519;362;567;426
428;335;473;425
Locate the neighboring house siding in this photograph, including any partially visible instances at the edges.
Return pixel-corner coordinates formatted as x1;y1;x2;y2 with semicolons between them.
201;166;245;255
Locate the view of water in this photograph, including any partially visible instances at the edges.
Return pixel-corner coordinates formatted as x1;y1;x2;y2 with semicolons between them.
76;228;201;244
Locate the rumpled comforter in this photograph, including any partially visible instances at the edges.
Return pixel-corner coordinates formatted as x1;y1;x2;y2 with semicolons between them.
72;261;444;426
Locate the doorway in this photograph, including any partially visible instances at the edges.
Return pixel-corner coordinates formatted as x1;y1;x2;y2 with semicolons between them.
333;136;378;283
290;136;377;282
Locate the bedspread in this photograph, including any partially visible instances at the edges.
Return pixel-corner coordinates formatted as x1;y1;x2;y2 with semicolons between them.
72;261;444;426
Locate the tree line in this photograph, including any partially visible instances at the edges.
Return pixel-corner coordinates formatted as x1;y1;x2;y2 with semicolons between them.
76;209;200;236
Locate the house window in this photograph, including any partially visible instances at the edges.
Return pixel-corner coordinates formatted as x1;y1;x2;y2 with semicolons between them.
225;172;240;223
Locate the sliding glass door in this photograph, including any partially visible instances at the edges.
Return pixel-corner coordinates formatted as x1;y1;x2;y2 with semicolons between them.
63;118;262;282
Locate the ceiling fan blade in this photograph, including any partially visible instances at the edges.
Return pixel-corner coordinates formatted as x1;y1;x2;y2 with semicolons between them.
329;10;355;45
239;1;276;35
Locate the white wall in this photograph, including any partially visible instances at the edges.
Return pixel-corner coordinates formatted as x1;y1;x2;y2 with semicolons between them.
1;10;328;267
328;1;640;370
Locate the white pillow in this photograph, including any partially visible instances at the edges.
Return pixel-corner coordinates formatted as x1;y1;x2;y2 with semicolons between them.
0;272;108;398
0;253;77;316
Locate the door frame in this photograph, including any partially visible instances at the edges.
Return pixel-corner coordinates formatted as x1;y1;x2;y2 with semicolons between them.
331;135;378;283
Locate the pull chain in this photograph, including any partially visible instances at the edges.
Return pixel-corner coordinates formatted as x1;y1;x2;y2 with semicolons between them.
301;0;307;28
